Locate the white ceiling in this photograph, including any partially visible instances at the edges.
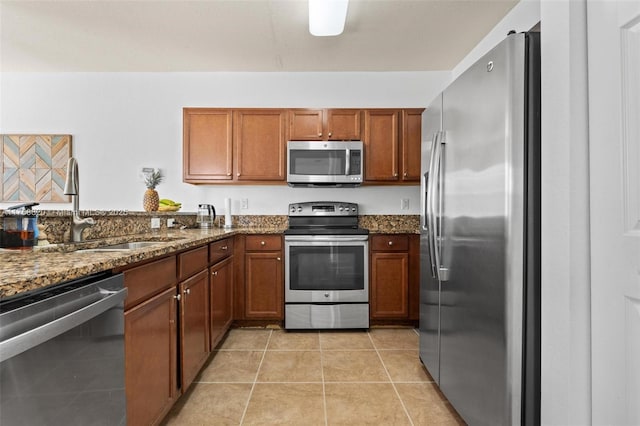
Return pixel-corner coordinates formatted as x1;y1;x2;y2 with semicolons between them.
0;0;519;72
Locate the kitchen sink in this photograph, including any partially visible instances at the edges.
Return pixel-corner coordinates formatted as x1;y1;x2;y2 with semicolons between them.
78;241;172;252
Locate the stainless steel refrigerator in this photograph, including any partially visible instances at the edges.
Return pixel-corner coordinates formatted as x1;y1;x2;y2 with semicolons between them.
419;32;540;426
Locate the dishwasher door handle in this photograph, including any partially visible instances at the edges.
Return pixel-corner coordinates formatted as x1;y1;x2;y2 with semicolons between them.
0;286;128;363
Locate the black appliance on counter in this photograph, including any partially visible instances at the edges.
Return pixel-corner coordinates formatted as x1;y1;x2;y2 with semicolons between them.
284;201;369;329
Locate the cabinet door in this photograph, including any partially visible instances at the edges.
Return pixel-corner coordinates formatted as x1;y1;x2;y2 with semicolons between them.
210;256;233;349
401;109;423;181
364;110;400;181
245;251;283;319
179;269;210;391
234;109;287;181
289;109;324;140
183;109;233;182
327;109;362;140
125;287;178;426
370;252;409;319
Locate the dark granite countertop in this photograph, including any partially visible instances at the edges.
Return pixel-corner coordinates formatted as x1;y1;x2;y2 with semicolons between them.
0;217;419;300
0;227;283;299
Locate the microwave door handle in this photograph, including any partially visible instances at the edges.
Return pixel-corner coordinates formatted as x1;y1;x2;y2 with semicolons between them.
345;149;350;175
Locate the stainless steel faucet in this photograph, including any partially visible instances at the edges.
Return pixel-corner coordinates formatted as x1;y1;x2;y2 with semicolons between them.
63;157;95;242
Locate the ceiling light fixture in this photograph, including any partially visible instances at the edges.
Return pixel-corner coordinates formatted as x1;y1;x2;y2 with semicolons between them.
309;0;349;37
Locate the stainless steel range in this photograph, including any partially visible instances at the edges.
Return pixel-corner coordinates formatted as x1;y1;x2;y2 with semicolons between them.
284;201;369;329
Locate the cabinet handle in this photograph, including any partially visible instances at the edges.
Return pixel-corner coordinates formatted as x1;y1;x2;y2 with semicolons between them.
184;288;190;295
221;246;228;250
174;294;181;301
261;241;266;246
388;241;393;246
277;257;281;261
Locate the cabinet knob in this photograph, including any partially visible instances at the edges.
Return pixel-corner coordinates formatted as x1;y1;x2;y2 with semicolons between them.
394;172;398;177
261;241;266;246
328;132;332;137
318;132;322;137
277;257;281;261
221;246;228;250
237;173;241;177
184;288;191;295
388;241;393;246
212;271;218;276
227;173;232;176
174;294;181;301
403;172;408;177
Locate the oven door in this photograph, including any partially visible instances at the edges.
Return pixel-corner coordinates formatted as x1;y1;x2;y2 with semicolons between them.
285;235;368;303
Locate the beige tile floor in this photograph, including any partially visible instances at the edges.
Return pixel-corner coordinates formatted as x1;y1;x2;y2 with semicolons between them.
162;328;465;425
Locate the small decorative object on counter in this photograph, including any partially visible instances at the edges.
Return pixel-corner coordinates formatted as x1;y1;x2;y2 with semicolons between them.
143;169;163;212
1;202;39;249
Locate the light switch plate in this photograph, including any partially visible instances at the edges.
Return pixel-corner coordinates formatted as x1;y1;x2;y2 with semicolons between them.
401;198;410;210
241;198;249;209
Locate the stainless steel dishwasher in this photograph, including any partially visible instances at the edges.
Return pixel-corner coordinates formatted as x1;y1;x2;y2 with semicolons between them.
0;272;127;426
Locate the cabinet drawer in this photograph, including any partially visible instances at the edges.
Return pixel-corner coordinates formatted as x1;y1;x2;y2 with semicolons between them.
124;256;177;309
178;246;209;281
371;235;409;252
209;238;233;264
245;235;282;251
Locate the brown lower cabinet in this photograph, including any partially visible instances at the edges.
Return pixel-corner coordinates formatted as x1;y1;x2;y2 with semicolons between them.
370;234;420;322
125;286;178;426
210;256;233;348
179;269;210;391
244;235;283;320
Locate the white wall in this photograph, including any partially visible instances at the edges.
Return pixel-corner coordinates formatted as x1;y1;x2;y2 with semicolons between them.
0;71;450;214
453;0;593;425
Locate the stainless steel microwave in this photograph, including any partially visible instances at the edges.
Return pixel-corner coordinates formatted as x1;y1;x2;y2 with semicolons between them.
287;141;363;187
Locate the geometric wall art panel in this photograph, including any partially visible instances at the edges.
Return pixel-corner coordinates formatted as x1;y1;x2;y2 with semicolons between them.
1;135;72;202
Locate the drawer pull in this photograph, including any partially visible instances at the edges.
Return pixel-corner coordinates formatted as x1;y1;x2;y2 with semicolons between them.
261;241;266;246
388;241;393;246
221;246;228;250
277;257;281;261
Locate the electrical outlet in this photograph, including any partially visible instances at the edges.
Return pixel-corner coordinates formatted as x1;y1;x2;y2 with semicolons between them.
150;217;161;229
167;218;175;228
401;198;410;210
241;198;249;209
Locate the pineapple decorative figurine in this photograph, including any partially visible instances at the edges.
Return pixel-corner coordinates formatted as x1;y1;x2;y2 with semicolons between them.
143;169;163;212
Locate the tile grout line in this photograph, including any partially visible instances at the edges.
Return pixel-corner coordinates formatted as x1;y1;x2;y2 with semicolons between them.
238;329;273;426
367;331;416;426
319;331;328;426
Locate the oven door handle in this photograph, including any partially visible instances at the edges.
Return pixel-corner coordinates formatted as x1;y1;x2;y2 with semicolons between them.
0;286;127;363
284;235;369;242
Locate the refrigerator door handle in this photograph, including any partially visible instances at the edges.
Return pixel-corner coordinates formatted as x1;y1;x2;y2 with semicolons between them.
426;132;440;279
431;131;448;282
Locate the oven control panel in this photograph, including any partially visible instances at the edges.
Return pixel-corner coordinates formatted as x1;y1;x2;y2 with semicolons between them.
288;201;358;216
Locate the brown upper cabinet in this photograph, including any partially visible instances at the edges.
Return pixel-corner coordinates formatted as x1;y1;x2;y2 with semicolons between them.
183;109;233;183
183;108;287;184
363;108;424;183
289;109;362;140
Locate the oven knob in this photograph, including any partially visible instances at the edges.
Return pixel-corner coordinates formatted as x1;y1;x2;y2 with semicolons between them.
290;206;296;212
339;206;344;211
352;207;356;212
324;293;330;298
297;207;302;212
